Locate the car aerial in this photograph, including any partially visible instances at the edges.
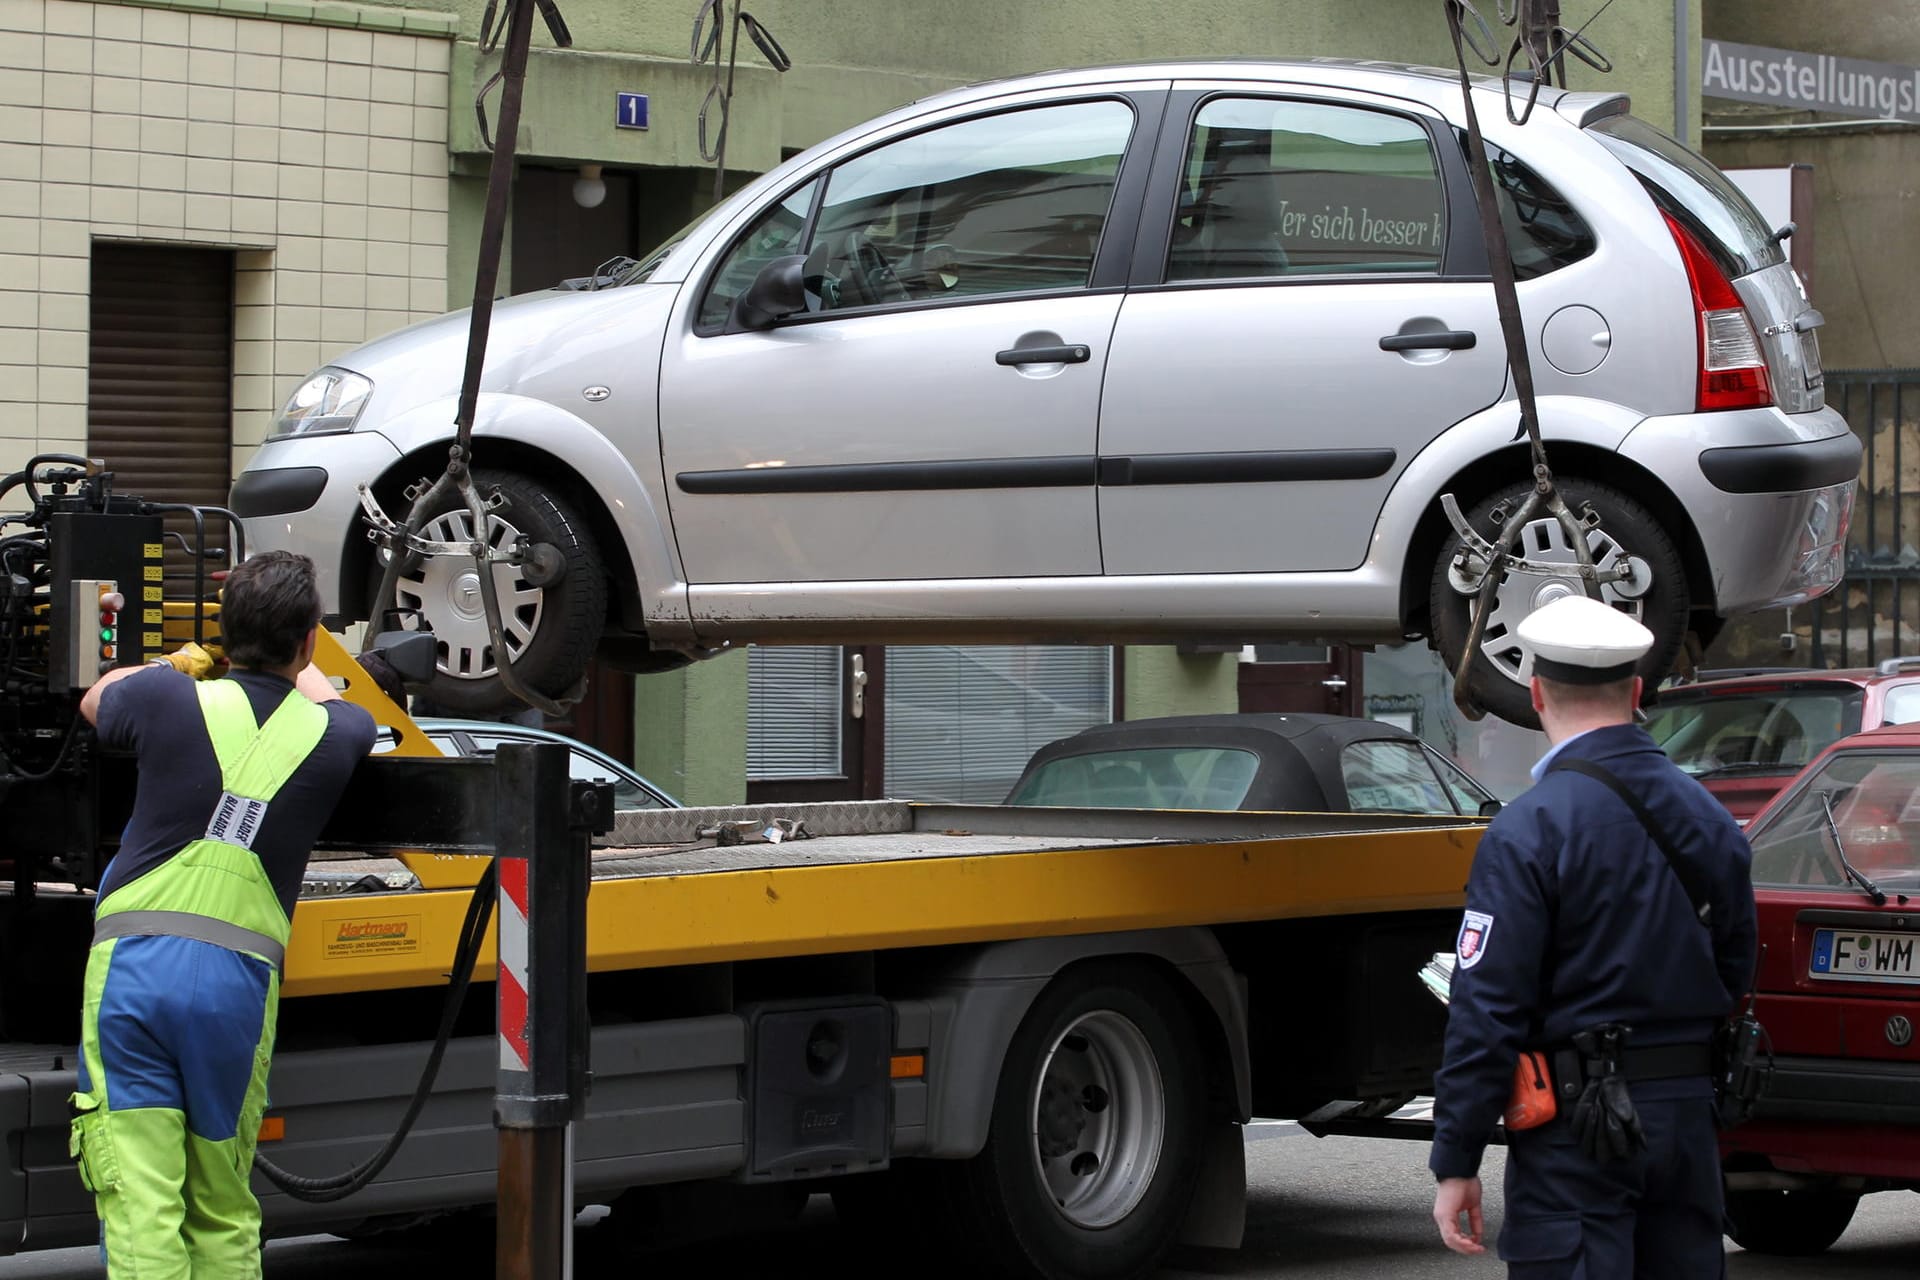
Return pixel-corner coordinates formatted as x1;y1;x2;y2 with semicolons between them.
1646;658;1920;822
232;59;1857;727
406;718;677;810
1722;724;1920;1255
1002;713;1498;816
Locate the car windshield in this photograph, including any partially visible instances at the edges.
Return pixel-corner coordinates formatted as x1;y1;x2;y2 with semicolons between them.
1645;688;1863;778
1005;747;1260;811
1749;750;1920;889
1588;115;1785;277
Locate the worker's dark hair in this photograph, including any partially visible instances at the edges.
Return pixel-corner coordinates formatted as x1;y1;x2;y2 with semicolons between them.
222;551;324;670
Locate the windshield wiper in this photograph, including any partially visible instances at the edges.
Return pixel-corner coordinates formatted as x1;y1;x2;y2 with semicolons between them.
1817;790;1888;906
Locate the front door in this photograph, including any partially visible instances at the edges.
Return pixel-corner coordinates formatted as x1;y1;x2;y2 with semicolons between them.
1238;645;1362;716
1099;89;1507;575
659;97;1145;604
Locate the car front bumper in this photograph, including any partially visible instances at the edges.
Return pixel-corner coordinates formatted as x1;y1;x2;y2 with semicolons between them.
231;431;403;617
1619;404;1861;615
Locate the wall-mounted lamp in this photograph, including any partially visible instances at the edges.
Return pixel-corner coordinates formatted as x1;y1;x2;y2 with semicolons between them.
572;163;607;209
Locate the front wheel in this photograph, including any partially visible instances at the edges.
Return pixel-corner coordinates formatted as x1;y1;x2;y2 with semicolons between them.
1428;478;1689;729
1724;1185;1860;1255
936;963;1206;1280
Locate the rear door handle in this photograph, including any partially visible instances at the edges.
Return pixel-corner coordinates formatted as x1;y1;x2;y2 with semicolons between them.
996;344;1091;366
1379;330;1477;352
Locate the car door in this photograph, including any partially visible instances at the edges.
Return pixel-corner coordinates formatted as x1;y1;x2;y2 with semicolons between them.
658;90;1161;608
1098;86;1508;575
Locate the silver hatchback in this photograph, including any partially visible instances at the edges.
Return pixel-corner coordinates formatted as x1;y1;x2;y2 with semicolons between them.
234;60;1859;725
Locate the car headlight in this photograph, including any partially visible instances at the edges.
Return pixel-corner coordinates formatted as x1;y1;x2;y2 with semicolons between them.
275;367;373;437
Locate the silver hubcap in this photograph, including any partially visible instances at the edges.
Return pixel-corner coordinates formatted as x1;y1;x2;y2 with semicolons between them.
1480;514;1647;687
1029;1010;1165;1230
396;509;545;680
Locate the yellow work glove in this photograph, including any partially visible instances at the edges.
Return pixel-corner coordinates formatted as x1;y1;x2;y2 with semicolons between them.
148;641;223;680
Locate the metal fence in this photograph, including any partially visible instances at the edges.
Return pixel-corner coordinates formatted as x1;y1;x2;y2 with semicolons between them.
1808;369;1920;670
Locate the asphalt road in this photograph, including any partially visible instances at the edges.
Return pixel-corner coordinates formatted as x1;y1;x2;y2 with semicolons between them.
3;1121;1915;1277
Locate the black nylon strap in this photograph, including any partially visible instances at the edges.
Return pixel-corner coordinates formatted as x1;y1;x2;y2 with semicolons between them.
1549;757;1714;928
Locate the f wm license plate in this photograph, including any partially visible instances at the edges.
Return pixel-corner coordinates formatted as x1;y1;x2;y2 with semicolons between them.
1810;929;1920;984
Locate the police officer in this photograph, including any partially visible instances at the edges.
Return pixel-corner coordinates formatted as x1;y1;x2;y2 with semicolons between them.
73;551;375;1277
1429;595;1756;1276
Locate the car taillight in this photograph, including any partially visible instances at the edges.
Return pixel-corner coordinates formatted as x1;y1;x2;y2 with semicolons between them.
1662;211;1772;413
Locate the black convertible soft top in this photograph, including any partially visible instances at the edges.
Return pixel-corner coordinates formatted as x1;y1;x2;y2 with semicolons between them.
1005;713;1440;812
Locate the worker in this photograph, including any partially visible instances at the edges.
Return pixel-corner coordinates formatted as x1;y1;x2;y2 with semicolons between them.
71;551;376;1277
1428;595;1756;1276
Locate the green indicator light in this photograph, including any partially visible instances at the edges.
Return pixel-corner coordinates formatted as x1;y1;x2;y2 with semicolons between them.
100;628;114;642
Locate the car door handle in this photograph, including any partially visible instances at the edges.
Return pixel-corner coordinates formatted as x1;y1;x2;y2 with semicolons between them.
996;344;1091;366
1378;330;1477;352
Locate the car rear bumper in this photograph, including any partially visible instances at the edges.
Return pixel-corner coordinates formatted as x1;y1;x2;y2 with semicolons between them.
232;432;403;616
1618;404;1860;615
1752;1053;1920;1126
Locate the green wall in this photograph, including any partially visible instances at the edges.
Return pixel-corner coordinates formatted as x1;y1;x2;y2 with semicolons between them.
1121;648;1240;721
629;649;749;806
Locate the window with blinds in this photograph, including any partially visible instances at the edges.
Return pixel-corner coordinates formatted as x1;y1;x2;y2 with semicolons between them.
746;646;844;780
885;646;1113;804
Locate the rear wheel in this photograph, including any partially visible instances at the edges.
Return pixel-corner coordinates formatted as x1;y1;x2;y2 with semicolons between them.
1428;477;1688;729
374;469;606;715
1724;1185;1860;1255
935;963;1205;1280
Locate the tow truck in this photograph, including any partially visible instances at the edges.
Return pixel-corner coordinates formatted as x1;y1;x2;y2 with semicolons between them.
0;456;1484;1279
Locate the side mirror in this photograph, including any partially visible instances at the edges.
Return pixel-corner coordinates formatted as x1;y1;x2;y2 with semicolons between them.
368;630;438;686
731;254;808;331
1477;798;1504;819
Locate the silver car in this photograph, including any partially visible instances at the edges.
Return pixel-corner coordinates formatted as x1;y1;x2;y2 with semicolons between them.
233;60;1859;725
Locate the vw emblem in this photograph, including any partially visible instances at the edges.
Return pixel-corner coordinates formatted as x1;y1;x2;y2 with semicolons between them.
582;385;611;403
1890;1016;1915;1048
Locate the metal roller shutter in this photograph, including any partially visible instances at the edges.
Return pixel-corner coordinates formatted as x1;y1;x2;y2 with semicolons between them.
87;243;235;583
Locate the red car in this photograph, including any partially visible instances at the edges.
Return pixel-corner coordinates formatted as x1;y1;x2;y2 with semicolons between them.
1646;661;1920;823
1720;723;1920;1255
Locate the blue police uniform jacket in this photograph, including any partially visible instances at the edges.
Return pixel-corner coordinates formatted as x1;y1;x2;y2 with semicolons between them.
1428;722;1756;1180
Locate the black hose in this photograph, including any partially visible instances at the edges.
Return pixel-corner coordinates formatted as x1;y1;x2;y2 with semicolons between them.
253;859;498;1202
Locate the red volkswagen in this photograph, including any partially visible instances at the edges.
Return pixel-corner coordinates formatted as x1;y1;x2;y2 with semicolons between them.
1722;724;1920;1254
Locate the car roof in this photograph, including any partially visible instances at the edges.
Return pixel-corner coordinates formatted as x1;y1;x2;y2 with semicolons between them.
1044;712;1423;748
1657;670;1887;697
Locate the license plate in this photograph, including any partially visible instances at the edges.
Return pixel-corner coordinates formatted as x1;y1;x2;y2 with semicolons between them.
1809;928;1920;984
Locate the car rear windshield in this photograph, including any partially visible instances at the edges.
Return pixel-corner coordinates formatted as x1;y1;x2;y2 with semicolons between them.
1005;746;1259;811
1588;115;1785;278
1646;687;1864;779
1748;751;1920;888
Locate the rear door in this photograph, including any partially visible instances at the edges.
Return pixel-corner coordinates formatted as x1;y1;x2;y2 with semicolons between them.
1097;85;1507;576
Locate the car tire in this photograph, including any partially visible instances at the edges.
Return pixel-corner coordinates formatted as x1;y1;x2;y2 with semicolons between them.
1724;1185;1860;1256
373;468;607;716
1428;478;1688;730
933;963;1206;1280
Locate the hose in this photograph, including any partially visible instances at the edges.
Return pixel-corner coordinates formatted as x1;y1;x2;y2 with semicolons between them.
253;858;498;1202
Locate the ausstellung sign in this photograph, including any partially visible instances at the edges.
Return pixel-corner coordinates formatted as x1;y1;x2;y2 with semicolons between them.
1703;39;1920;123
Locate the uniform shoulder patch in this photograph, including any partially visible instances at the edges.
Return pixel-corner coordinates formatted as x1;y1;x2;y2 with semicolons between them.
1457;909;1494;969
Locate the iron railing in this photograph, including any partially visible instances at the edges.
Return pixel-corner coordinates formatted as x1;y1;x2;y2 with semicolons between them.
1808;369;1920;670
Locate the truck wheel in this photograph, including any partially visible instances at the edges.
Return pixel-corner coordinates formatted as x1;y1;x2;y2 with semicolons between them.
1724;1186;1859;1255
1428;478;1687;729
939;963;1205;1280
379;469;606;716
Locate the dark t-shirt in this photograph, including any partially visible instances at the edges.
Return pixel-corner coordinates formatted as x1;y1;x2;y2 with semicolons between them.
96;666;377;920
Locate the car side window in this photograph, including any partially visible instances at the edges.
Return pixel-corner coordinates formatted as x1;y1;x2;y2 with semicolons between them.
801;100;1135;311
1883;684;1920;726
1489;145;1596;279
1340;740;1454;813
1422;744;1497;815
697;179;821;329
1168;97;1447;282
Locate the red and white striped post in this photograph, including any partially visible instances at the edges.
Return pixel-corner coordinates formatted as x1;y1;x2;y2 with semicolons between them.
492;741;603;1280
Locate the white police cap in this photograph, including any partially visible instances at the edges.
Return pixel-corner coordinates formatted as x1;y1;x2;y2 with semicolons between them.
1518;595;1654;685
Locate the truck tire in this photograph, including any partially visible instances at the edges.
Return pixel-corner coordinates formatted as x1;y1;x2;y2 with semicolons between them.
378;469;606;716
1724;1186;1859;1255
1428;478;1687;730
936;963;1206;1280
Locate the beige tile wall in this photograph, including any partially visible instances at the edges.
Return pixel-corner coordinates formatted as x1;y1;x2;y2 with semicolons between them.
0;0;451;484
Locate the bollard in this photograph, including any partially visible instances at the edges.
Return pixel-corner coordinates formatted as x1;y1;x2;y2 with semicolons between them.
492;742;606;1280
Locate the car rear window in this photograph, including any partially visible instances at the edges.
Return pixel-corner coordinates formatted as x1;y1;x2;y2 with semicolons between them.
1005;747;1259;811
1646;687;1864;778
1748;751;1920;888
1588;115;1785;278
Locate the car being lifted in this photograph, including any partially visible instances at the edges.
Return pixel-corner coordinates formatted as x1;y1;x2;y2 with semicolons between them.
232;60;1856;727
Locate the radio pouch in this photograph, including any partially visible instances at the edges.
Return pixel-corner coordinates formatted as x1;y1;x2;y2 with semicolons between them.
1504;1050;1557;1130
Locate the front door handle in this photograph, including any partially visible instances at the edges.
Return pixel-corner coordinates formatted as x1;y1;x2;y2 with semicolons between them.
1379;330;1477;352
996;344;1091;366
849;653;868;720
